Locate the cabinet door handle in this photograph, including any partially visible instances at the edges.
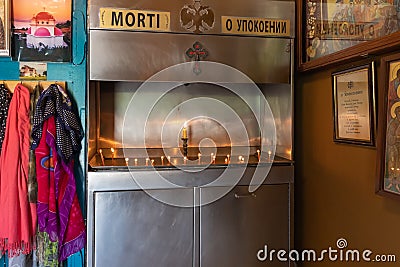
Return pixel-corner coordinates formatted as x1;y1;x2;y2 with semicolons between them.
234;193;256;199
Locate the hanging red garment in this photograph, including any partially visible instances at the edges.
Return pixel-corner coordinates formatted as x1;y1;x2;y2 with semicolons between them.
0;84;37;257
35;116;85;261
32;84;85;261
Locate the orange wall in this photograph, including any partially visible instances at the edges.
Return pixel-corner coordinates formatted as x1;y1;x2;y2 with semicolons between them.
295;67;400;266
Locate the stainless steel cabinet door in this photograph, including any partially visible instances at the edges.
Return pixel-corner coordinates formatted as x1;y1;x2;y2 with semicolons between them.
200;185;291;267
93;189;194;267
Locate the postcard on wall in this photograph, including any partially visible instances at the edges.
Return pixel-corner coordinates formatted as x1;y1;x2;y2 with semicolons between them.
19;62;47;80
0;0;10;56
12;0;71;62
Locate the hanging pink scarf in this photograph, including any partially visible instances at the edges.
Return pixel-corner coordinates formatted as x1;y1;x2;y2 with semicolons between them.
35;116;85;261
0;84;37;257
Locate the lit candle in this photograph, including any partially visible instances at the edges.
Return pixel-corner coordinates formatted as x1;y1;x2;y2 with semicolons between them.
182;127;188;139
198;153;201;164
257;149;260;161
151;159;155;166
99;149;105;166
125;158;129;166
146;158;149;166
211;153;214;163
134;158;138;166
212;156;216;164
268;150;272;161
167;156;171;165
184;156;187;165
111;148;115;165
286;149;292;159
227;154;230;164
161;156;164;165
225;158;228;164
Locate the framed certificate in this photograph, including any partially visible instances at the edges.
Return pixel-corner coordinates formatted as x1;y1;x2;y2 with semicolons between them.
0;0;9;56
332;63;376;146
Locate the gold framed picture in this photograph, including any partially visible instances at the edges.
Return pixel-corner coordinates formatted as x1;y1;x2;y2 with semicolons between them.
298;0;400;71
377;53;400;199
332;62;376;146
0;0;9;56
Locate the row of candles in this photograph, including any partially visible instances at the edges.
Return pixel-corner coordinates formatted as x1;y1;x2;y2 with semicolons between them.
99;148;273;166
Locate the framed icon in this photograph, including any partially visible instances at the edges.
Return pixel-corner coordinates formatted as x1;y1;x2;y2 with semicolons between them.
377;53;400;199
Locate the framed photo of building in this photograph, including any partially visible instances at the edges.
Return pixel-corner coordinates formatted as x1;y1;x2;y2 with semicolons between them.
0;0;10;56
332;62;376;146
377;53;400;199
12;0;71;62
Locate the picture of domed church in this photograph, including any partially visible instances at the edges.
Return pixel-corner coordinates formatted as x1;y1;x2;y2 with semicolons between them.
26;11;67;49
12;0;71;62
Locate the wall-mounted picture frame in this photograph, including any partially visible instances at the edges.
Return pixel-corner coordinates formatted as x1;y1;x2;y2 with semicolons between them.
332;62;375;146
297;0;400;72
0;0;10;56
376;53;400;199
11;0;71;62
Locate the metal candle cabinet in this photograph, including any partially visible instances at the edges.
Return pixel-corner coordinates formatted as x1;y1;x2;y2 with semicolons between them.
87;0;294;266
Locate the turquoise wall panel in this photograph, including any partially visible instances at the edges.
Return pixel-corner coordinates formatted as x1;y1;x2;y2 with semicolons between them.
0;0;87;265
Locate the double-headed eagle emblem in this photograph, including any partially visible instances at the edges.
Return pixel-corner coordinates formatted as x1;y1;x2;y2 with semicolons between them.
180;0;215;33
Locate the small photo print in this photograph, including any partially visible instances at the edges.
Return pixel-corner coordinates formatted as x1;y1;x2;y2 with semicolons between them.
19;62;47;80
12;0;71;62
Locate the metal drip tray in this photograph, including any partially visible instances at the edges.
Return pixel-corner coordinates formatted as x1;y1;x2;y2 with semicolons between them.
88;146;292;170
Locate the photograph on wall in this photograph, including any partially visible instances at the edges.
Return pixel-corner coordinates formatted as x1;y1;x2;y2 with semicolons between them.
0;0;10;56
19;61;47;80
12;0;71;62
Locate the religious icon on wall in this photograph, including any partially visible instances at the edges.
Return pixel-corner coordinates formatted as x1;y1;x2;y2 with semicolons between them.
0;0;10;56
376;53;400;199
383;59;400;196
12;0;71;62
303;0;400;63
